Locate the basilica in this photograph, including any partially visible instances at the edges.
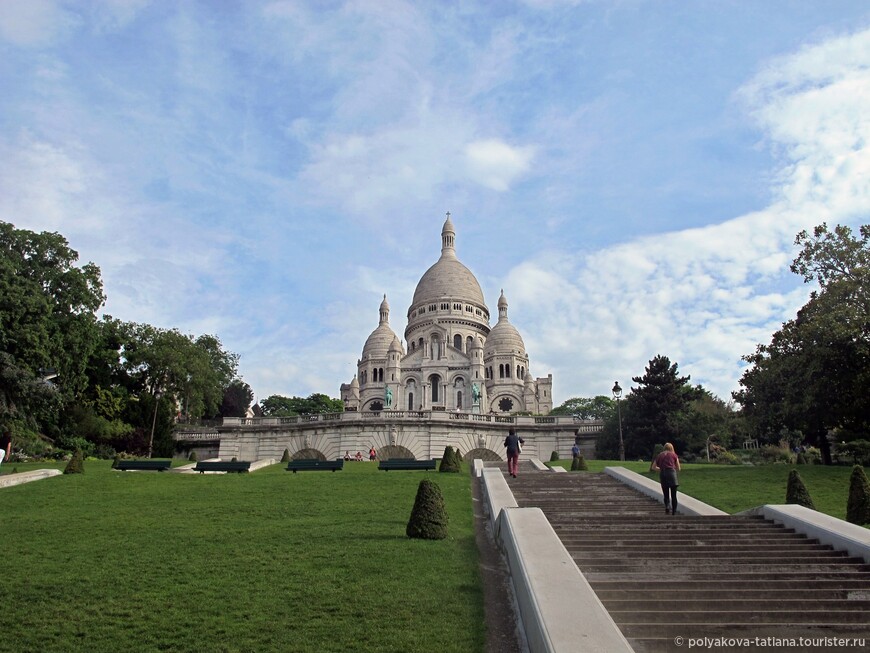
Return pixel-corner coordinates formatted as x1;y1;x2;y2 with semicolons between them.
340;214;553;415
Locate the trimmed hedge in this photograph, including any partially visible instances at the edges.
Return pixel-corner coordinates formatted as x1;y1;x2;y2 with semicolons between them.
785;469;815;510
406;479;448;540
846;465;870;525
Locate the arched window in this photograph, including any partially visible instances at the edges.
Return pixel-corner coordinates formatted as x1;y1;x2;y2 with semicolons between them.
499;364;505;379
517;365;521;378
456;390;462;409
408;392;414;410
453;334;462;350
466;336;473;351
429;374;441;402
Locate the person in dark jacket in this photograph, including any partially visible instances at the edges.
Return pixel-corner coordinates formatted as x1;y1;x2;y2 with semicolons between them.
651;442;681;514
503;429;524;478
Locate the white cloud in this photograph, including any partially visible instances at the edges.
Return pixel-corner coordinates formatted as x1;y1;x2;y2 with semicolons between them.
464;139;535;191
0;0;78;46
503;28;870;402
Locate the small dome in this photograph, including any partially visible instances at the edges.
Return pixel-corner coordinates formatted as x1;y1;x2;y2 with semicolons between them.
389;336;403;353
362;296;399;359
484;290;525;356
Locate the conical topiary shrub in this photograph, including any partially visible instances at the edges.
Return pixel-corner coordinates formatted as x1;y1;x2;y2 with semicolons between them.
280;448;290;463
406;479;448;540
452;448;462;469
188;450;198;462
439;446;459;473
846;465;870;525
550;450;560;462
785;469;815;509
571;454;588;471
112;453;121;469
63;449;84;475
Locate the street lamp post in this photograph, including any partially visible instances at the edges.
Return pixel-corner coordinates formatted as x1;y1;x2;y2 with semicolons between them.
612;381;625;461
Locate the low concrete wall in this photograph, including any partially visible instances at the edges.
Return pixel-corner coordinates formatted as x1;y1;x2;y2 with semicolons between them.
497;507;634;653
0;468;62;488
741;504;870;564
604;466;728;516
480;467;518;535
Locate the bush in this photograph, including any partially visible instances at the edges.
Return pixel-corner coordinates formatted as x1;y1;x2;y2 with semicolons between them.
761;445;795;465
63;449;85;475
406;479;448;540
188;450;198;462
785;470;815;509
837;440;870;466
713;450;740;465
112;454;121;469
280;448;290;463
846;465;870;525
549;450;559;462
570;455;588;471
439;446;459;473
652;444;665;459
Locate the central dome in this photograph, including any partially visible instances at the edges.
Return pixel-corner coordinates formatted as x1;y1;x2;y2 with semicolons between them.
410;215;486;307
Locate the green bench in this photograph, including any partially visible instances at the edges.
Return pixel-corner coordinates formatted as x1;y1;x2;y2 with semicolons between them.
115;459;172;472
377;459;436;471
286;459;344;473
194;461;251;474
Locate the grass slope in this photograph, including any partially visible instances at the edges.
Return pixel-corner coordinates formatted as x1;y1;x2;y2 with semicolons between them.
0;462;484;653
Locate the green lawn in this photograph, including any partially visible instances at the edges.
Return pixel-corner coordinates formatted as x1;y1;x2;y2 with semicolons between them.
550;459;869;522
0;461;484;653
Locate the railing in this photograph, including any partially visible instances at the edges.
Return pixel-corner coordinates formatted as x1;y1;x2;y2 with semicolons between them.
220;412;602;430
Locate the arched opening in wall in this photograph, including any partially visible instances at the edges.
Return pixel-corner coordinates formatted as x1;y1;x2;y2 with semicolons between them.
418;337;424;351
464;447;502;462
429;374;441;402
453;334;462;350
292;448;325;461
499;364;505;378
379;444;415;460
362;370;367;384
466;335;473;351
498;397;514;412
407;392;414;410
456;390;462;409
430;335;441;359
368;401;384;411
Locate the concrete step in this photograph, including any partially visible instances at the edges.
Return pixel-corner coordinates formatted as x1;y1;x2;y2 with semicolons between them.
602;599;870;612
508;471;870;651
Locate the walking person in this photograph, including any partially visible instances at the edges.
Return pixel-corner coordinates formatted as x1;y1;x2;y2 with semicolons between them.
503;428;524;478
651;442;681;514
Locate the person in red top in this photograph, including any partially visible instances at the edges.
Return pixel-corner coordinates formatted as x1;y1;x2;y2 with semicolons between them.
651;442;681;515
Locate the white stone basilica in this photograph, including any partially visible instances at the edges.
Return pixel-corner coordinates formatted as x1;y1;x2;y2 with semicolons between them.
340;214;553;416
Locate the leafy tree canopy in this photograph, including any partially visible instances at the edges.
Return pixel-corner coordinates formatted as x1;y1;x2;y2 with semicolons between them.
551;396;614;420
261;393;343;416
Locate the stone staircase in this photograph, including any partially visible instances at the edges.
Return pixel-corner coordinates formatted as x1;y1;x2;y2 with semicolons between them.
505;469;870;652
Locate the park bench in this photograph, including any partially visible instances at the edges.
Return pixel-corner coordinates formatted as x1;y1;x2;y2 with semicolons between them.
286;459;344;473
115;459;172;472
194;461;251;474
377;459;436;471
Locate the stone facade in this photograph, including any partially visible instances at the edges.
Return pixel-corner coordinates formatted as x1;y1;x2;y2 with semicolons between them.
341;215;553;416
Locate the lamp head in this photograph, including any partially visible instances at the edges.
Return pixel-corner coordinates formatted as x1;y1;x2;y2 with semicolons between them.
612;381;622;399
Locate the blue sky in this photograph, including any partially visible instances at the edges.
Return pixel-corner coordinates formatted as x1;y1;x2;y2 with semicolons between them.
2;1;870;406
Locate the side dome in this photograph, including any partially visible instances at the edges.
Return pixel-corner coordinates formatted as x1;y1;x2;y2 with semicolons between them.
484;290;526;356
362;295;399;359
411;215;486;307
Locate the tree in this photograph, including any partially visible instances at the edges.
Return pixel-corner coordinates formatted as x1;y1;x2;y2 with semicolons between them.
219;379;254;418
620;355;701;458
735;223;870;464
551;396;615;420
0;222;104;434
846;465;870;525
120;323;239;456
260;393;343;416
